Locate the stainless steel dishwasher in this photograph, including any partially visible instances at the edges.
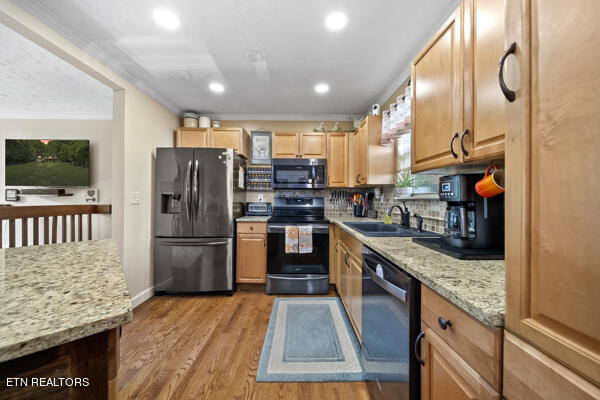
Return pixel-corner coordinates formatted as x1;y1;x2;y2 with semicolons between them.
361;246;421;400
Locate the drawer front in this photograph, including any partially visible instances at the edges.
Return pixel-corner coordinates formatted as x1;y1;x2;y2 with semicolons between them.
503;331;600;400
237;222;266;234
421;285;503;391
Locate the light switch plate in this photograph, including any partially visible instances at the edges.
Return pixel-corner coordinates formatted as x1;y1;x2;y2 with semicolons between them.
257;193;264;202
129;191;141;205
5;189;19;201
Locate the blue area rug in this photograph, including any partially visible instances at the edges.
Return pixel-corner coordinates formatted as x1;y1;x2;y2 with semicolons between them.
256;297;365;382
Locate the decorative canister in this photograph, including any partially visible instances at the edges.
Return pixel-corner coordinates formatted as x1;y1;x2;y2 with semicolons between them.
211;120;221;128
199;115;211;128
182;112;199;128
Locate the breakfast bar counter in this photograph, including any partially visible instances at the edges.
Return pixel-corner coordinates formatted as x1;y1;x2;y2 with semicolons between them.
328;217;505;326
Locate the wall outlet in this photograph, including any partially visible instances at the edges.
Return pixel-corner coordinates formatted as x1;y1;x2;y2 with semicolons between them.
257;193;264;202
129;191;141;205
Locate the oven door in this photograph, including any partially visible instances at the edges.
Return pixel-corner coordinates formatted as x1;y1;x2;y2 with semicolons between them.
266;223;329;293
271;159;326;189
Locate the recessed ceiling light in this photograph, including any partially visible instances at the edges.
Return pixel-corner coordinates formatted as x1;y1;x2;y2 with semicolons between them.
325;12;347;31
153;8;180;31
314;83;330;94
209;82;225;93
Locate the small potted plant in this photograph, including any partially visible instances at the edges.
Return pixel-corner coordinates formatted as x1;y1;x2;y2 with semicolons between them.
394;170;414;196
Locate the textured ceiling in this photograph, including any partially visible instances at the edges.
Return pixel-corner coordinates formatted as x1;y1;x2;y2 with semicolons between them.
0;23;113;119
14;0;460;120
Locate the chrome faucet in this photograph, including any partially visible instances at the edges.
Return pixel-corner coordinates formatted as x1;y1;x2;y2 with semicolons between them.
387;201;411;228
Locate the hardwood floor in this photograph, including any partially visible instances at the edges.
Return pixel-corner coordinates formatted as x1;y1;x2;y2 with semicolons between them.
118;289;371;400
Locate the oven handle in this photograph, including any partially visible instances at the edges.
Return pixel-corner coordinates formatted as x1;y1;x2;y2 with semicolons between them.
267;275;329;281
267;224;329;233
363;259;408;303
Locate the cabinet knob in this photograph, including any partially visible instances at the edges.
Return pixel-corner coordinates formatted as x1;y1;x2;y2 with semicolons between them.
438;317;452;330
250;226;254;230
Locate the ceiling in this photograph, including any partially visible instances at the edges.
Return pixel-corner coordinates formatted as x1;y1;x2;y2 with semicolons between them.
15;0;460;120
0;23;113;119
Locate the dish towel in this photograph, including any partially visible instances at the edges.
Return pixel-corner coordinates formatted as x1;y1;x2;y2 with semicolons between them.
285;226;299;253
298;225;313;254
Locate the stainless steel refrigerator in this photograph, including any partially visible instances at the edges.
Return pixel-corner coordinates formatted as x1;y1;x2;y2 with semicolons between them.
154;147;246;294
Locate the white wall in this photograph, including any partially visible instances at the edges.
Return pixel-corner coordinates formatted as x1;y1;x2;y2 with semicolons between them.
0;119;112;245
0;1;179;307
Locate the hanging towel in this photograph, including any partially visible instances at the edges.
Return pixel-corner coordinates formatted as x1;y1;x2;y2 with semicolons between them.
298;225;313;254
285;226;299;253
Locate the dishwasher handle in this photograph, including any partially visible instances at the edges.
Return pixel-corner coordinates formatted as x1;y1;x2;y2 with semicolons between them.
363;258;407;303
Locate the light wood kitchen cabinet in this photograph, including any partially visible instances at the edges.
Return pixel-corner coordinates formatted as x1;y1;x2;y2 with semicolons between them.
326;132;349;187
337;228;363;342
352;115;394;186
338;240;350;306
299;132;327;158
348;251;362;342
329;224;339;285
411;4;464;173
421;286;503;392
503;331;600;400
272;132;326;159
462;0;506;161
175;127;210;147
236;223;266;283
272;132;299;158
210;127;250;159
504;0;600;386
420;324;500;400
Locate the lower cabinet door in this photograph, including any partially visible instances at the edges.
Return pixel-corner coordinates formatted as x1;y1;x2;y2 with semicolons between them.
349;252;362;341
420;325;500;400
236;233;266;283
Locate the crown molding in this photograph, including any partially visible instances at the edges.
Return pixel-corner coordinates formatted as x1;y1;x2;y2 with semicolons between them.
13;0;181;115
207;114;361;122
0;112;112;120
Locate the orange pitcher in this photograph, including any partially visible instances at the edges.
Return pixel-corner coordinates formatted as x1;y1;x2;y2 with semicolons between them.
475;164;505;198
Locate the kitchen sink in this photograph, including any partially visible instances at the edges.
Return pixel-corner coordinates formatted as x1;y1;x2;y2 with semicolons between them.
343;222;440;238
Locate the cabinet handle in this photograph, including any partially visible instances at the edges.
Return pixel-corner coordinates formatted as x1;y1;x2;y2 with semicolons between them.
460;129;469;157
335;241;339;253
499;42;517;102
344;253;350;268
438;317;452;330
356;174;361;184
450;133;459;159
263;238;266;248
415;331;425;366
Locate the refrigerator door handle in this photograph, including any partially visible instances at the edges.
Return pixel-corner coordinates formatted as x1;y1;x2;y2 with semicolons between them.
192;159;199;221
185;160;192;222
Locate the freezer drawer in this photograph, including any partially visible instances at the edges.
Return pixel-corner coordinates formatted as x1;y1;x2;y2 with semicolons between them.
154;238;233;293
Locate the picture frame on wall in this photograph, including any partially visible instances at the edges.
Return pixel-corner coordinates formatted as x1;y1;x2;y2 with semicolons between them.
250;131;272;165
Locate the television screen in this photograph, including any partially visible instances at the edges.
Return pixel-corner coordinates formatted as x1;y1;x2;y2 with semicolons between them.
5;139;90;187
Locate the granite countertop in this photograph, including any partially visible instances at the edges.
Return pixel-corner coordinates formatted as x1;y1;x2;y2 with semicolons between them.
329;217;505;326
0;239;133;362
237;216;271;222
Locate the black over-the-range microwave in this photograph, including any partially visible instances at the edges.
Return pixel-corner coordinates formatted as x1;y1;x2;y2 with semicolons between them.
271;158;326;189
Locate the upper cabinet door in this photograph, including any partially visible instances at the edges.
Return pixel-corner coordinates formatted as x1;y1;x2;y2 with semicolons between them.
326;133;348;187
463;0;506;160
299;132;327;158
505;0;600;386
176;128;209;148
210;128;250;158
411;5;464;173
272;132;299;158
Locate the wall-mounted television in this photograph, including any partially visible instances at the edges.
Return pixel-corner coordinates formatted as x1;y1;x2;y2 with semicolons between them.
5;139;90;187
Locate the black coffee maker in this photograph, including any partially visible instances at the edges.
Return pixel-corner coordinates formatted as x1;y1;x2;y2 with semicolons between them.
439;174;504;251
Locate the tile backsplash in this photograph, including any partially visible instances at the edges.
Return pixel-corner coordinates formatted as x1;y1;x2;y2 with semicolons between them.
246;187;446;234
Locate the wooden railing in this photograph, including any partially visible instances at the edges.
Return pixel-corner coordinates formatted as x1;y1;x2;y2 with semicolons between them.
0;204;111;248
